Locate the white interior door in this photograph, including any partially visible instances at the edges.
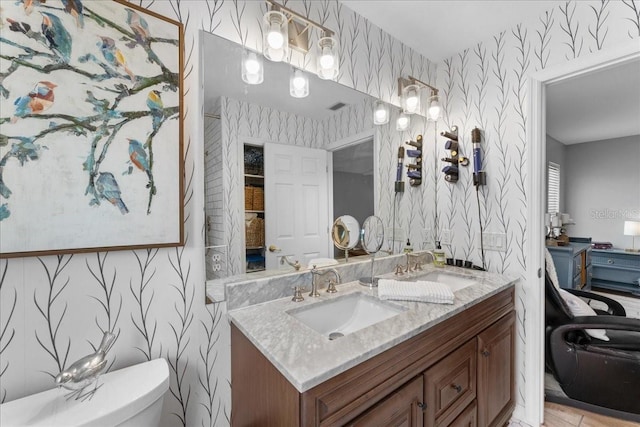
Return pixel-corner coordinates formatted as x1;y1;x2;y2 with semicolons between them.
264;143;329;270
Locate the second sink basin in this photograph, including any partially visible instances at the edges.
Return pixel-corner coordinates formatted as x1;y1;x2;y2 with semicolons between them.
418;271;477;292
287;292;406;340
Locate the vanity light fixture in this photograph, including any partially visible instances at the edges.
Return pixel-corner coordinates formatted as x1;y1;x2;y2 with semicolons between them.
373;101;390;125
396;111;410;131
241;49;264;85
263;9;288;62
398;76;441;121
290;68;309;98
264;0;339;79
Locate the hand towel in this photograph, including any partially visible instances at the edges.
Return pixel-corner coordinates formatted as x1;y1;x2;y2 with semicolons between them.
378;279;454;304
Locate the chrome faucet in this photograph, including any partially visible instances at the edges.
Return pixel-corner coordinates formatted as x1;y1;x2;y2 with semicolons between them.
309;266;341;296
406;250;435;273
280;255;301;271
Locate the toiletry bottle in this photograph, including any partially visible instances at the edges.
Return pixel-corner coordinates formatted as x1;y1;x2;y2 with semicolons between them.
404;239;413;253
433;241;446;267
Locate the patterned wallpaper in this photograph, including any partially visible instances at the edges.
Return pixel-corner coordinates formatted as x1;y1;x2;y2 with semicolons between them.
0;1;436;426
1;1;638;426
435;0;640;416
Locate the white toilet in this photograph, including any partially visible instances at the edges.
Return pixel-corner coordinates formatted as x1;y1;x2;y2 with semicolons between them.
0;358;169;427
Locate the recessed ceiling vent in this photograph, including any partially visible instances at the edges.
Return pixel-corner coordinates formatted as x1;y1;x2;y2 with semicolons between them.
328;102;347;111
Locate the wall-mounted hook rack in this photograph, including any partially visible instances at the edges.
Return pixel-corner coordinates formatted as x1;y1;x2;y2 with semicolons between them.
406;135;423;186
440;126;468;183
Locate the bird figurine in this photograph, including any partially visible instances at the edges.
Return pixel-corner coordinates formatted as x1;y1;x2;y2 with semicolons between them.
55;331;116;401
97;36;136;81
41;11;72;63
61;0;84;28
128;138;152;180
11;81;57;123
146;90;163;132
96;171;129;214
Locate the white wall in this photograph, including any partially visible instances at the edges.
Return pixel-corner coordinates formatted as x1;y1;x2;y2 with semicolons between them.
436;1;640;422
565;135;640;247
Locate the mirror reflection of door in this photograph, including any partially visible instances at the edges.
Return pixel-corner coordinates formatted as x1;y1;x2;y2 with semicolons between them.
264;142;329;270
331;138;374;258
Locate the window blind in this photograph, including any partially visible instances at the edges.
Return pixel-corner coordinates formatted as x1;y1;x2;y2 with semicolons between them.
547;162;560;213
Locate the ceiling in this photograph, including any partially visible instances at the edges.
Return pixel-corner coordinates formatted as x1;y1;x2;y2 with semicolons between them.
340;0;565;62
340;0;640;145
546;59;640;145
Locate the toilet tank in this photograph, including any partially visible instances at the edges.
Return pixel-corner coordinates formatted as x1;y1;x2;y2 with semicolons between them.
0;358;169;427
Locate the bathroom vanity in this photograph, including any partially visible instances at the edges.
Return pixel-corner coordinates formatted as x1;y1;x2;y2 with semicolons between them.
229;268;516;426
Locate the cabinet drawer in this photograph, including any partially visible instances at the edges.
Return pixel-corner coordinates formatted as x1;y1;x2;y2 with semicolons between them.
592;253;640;268
424;339;477;426
450;400;477;427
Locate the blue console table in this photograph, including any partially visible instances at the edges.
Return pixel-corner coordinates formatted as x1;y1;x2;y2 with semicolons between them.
547;242;592;290
591;249;640;296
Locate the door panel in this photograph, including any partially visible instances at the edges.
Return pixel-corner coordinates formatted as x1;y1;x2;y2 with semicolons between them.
265;143;329;269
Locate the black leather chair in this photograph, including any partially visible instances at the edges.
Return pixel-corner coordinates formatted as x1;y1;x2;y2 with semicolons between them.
545;270;640;416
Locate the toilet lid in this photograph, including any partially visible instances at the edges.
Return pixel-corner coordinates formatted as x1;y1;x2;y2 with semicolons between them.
0;358;169;427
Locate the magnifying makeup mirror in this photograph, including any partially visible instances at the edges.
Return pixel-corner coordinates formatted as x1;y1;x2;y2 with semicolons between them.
358;215;384;287
332;215;360;262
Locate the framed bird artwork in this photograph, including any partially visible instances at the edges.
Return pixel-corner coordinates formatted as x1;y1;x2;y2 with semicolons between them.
0;0;184;257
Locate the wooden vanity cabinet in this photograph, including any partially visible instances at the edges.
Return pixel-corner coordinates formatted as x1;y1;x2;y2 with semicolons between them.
231;287;515;427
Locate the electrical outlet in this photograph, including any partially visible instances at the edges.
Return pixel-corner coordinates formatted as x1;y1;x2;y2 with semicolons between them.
479;232;506;252
441;228;452;245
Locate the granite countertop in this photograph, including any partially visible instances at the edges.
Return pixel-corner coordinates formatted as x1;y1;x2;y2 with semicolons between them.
228;265;517;393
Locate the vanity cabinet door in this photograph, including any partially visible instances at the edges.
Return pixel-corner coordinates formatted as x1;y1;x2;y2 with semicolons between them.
346;376;424;427
423;339;476;426
476;311;515;427
449;401;477;427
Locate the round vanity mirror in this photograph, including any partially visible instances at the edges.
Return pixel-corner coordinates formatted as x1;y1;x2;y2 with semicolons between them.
360;216;385;254
332;215;360;262
359;215;384;288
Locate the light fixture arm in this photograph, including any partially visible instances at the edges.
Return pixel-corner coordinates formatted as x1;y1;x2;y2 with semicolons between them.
266;0;335;38
398;76;439;96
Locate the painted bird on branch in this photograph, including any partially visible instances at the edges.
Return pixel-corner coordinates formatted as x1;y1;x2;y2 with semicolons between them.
11;80;57;123
55;331;116;401
98;36;136;81
41;11;72;63
128;138;152;181
96;172;129;214
146;90;164;133
61;0;84;28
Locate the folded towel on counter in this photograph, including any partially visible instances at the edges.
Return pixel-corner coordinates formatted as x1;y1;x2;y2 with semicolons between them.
378;279;455;304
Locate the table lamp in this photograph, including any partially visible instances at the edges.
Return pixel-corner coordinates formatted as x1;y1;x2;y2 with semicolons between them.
623;220;640;252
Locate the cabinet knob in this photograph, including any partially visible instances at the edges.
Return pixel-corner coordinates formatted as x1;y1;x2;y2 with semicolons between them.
481;349;490;357
451;384;462;393
607;259;614;265
417;402;427;411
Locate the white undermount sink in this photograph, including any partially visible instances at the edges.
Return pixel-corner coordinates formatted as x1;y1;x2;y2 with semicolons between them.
418;271;477;292
287;292;406;340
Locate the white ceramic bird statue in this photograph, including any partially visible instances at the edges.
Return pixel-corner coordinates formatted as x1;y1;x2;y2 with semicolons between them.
55;331;116;401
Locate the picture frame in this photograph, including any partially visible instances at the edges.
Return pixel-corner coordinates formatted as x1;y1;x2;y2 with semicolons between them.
0;0;184;258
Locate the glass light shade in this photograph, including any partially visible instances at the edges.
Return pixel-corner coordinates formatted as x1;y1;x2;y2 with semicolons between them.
290;69;309;98
402;84;421;114
427;93;441;121
373;101;389;125
241;50;264;85
396;112;410;131
263;10;288;62
317;36;339;80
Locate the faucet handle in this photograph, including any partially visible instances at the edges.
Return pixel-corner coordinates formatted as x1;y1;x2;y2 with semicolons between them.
292;287;306;302
326;279;338;294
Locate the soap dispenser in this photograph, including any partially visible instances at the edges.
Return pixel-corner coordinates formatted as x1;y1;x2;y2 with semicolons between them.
433;241;446;267
404;239;413;253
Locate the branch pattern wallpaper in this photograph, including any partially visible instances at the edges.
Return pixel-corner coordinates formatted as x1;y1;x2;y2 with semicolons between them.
1;1;638;426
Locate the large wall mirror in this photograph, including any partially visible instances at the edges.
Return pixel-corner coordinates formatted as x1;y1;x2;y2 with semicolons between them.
202;31;436;281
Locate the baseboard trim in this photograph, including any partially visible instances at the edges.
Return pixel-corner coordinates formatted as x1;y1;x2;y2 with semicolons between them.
545;390;640;423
